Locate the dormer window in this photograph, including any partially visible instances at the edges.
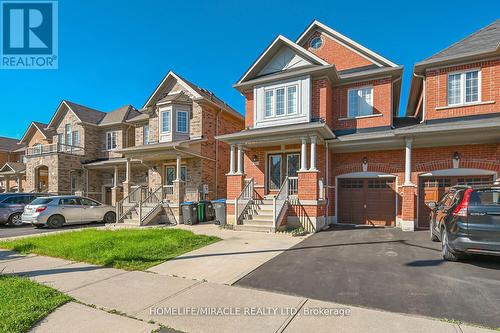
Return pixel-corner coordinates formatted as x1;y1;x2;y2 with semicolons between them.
447;70;480;106
263;84;299;118
176;109;189;133
348;86;373;118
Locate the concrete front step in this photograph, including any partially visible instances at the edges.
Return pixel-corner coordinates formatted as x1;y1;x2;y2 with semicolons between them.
253;199;274;205
234;224;274;233
121;219;141;225
242;218;273;225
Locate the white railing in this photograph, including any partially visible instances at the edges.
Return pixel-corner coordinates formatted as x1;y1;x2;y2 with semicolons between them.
139;186;163;225
235;178;254;224
273;177;289;230
288;177;298;195
116;186;148;222
26;143;84;156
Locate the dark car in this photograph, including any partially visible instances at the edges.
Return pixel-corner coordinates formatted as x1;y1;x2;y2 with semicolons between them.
428;185;500;261
0;193;49;227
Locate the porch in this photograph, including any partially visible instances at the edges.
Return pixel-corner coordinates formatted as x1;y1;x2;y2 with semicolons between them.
217;122;335;233
0;162;26;193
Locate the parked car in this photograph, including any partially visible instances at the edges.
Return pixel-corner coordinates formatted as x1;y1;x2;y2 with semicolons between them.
428;185;500;261
0;193;50;227
22;196;116;228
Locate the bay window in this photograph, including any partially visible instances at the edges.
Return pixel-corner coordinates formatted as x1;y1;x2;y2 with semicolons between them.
264;84;299;118
177;110;188;133
143;125;150;145
348;86;373;118
447;70;480;105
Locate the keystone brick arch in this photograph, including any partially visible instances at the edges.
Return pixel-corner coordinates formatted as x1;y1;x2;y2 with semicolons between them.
414;159;500;174
334;162;403;176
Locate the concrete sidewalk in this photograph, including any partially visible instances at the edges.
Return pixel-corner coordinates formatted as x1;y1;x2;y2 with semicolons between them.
1;249;496;333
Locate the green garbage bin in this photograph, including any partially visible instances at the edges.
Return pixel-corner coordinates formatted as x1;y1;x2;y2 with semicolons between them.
197;201;206;222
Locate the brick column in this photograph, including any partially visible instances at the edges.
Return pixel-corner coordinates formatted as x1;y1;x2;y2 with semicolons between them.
172;180;185;204
122;158;131;199
226;174;245;225
401;185;417;231
298;171;319;201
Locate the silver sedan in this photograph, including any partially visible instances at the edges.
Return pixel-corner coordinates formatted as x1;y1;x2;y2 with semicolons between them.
22;196;116;228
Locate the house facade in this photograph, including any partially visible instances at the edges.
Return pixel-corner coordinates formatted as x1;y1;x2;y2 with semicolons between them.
19;72;244;224
218;20;500;232
0;136;26;192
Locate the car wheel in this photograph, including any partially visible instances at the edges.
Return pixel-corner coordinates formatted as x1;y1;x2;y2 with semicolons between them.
441;229;460;261
103;211;116;223
430;221;439;242
8;212;23;227
47;215;65;229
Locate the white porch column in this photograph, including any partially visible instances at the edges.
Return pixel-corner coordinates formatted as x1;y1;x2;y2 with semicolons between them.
404;138;413;185
113;166;118;187
125;158;131;183
229;144;236;175
16;175;22;192
176;154;182;181
310;135;317;171
5;176;10;192
300;137;308;171
237;144;244;175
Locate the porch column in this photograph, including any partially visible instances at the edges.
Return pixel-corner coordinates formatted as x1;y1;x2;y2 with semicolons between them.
111;166;119;206
229;144;236;175
236;144;244;175
123;158;132;199
404;138;413;185
16;175;22;192
300;137;308;171
175;154;182;181
5;176;10;192
309;135;317;171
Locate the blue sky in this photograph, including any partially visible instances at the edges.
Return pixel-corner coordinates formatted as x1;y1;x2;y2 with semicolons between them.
0;0;499;139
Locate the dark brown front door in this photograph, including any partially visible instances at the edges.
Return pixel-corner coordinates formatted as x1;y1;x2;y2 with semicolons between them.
418;175;494;228
338;178;396;226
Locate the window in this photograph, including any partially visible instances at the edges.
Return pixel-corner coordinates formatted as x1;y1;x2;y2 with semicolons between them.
348;87;373;118
310;37;323;49
143;125;150;145
265;90;273;117
65;124;72;146
447;70;480;105
2;196;25;204
59;198;81;206
106;131;118;150
165;166;187;185
70;174;78;194
177;110;188;133
81;198;100;206
161;111;170;133
58;133;64;145
181;166;187;182
264;84;298;118
31;197;53;205
275;88;285;116
287;86;297;114
72;131;79;147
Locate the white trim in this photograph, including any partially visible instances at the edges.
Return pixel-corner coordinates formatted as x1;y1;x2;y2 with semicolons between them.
47;101;83;129
142;71;202;109
296;20;399;68
158;108;172;142
347;85;374;118
436;100;494;111
446;68;481;106
338;113;383;121
105;131;118;151
237;35;329;85
176;109;189;134
419;168;497;177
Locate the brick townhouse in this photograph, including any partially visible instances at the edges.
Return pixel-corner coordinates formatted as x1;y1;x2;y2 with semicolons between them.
218;19;500;232
18;71;243;224
0;136;26;192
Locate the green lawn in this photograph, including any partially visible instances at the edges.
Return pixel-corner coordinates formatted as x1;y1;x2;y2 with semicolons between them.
0;275;71;333
0;228;220;270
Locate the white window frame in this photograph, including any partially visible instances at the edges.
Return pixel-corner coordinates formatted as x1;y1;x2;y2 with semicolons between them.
65;124;72;146
106;131;118;151
160;110;171;134
347;85;374;118
176;110;189;133
143;125;150;145
71;130;79;147
263;83;299;119
447;69;481;106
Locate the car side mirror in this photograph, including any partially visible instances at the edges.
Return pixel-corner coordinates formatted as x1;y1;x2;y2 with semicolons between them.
427;201;437;210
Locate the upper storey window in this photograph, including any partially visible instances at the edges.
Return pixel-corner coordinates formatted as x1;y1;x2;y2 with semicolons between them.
255;76;309;128
348;86;373;118
447;70;480;106
310;37;323;50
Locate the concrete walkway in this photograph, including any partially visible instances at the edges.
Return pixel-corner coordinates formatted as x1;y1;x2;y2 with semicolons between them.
148;224;304;284
1;248;496;333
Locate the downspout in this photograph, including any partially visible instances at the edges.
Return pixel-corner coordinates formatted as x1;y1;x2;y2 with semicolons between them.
413;73;426;123
324;142;329;225
215;109;221;198
391;76;402;129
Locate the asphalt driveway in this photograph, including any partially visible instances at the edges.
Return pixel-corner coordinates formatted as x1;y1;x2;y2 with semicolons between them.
236;225;500;329
0;223;106;239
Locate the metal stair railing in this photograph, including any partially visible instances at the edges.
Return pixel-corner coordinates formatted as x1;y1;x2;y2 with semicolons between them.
116;185;147;223
138;186;163;225
273;177;289;231
234;178;254;225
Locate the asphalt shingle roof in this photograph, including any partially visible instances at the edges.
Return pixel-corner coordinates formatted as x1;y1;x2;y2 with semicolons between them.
64;100;106;124
0;136;23;152
99;105;141;126
32;121;55;138
419;19;500;64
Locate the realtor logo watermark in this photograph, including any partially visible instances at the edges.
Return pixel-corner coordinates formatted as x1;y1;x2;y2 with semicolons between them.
1;0;58;69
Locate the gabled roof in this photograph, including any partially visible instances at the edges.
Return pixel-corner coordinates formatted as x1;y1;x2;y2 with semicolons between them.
19;121;55;144
416;19;500;68
0;136;23;152
47;100;106;128
0;162;25;174
296;20;399;68
236;35;330;85
143;71;242;120
98;105;141;126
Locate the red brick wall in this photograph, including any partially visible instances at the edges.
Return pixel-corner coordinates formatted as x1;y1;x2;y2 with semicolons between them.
332;78;393;131
244;91;254;128
311;79;333;127
425;59;500;120
302;31;374;71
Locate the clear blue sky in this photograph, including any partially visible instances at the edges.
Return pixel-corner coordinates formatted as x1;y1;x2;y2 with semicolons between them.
0;0;499;139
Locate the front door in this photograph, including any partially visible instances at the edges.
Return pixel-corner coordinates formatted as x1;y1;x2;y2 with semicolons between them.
268;153;300;193
165;166;175;185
